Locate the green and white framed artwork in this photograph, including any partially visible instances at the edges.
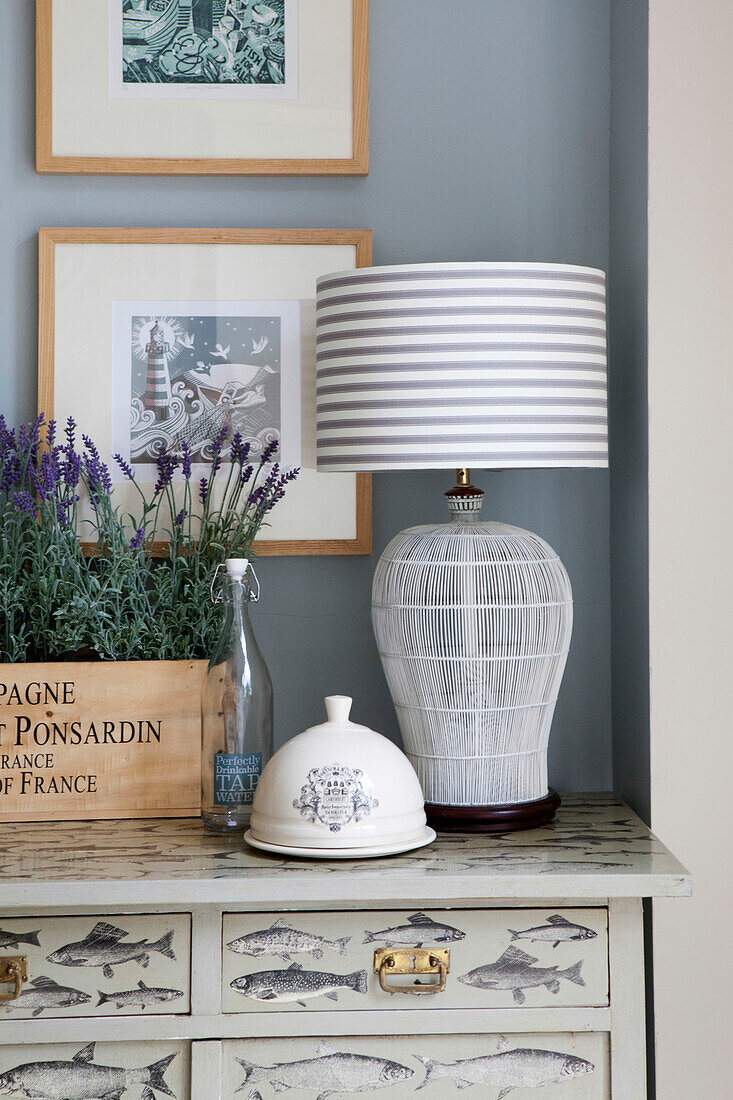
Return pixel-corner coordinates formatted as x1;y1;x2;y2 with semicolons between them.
36;0;369;175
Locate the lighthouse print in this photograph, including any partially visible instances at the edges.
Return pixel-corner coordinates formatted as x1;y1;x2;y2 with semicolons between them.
113;299;302;472
141;320;173;421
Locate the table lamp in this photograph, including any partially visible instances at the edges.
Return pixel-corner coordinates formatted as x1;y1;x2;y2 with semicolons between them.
315;262;607;831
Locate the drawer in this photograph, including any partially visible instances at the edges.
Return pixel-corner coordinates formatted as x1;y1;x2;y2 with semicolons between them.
221;1033;610;1098
0;1040;190;1097
222;908;608;1013
0;913;190;1019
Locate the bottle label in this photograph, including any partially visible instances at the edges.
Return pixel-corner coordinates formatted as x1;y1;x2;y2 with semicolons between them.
214;752;262;806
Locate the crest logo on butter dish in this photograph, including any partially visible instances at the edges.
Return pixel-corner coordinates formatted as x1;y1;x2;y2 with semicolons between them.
293;764;378;832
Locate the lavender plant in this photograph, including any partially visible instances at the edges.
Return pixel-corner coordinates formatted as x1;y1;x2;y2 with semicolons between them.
0;414;298;663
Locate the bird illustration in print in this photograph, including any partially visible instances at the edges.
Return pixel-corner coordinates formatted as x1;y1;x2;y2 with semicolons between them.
251;336;269;354
211;343;230;359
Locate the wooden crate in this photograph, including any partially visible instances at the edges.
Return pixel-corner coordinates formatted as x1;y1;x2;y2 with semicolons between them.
0;660;207;821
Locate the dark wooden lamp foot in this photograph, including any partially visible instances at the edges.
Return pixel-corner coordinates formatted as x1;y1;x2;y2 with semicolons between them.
425;789;561;833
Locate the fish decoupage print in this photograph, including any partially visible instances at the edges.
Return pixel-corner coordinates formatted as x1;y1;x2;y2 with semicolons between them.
223;1034;610;1097
2;976;91;1018
508;915;598;948
362;913;466;947
459;946;585;1006
230;962;368;1008
0;927;40;950
224;907;608;1012
236;1043;415;1096
227;918;350;961
416;1038;595;1097
0;1040;190;1100
3;914;192;1017
47;921;175;979
96;980;185;1011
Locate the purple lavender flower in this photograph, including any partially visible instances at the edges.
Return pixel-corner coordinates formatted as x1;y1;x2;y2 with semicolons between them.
211;423;229;458
55;500;71;527
261;438;279;464
129;527;146;550
154;452;179;495
114;453;134;480
174;508;187;526
240;464;254;485
0;452;20;493
230;431;243;462
181;441;192;480
12;490;36;516
62;451;81;489
199;477;208;503
65;416;76;450
35;451;60;500
46;419;57;447
83;451;112;498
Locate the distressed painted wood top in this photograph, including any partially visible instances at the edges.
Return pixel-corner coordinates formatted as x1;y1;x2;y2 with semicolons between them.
0;794;690;909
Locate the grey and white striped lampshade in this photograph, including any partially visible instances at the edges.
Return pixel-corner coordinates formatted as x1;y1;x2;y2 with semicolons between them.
315;262;608;470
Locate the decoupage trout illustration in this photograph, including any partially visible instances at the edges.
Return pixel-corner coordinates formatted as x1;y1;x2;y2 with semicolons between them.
509;914;598;948
230;962;368;1007
227;919;350;961
237;1046;414;1096
459;946;585;1005
416;1039;594;1097
2;976;90;1018
0;1043;176;1099
46;922;175;979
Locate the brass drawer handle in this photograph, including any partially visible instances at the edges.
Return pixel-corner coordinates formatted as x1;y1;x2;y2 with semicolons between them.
0;956;28;1003
374;948;450;995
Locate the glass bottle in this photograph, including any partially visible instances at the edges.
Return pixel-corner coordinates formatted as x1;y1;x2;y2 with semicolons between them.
201;558;273;833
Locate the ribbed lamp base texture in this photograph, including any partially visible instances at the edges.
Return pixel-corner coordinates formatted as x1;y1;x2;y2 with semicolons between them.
371;518;573;830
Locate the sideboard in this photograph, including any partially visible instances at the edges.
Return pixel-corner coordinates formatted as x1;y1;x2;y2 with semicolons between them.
0;793;690;1099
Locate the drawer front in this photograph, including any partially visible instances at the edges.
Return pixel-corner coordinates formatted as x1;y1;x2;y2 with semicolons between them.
0;913;190;1019
222;1033;610;1098
222;908;608;1013
0;1040;190;1098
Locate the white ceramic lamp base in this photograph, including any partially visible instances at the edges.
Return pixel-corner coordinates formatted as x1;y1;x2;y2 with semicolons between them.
371;489;573;832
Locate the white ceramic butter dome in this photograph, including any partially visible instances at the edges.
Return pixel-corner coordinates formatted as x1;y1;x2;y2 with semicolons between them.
246;696;435;858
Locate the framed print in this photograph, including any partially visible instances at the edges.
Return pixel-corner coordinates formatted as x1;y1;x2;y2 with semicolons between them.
38;227;372;555
36;0;369;175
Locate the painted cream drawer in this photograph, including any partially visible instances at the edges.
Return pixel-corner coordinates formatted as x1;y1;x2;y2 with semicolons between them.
221;908;608;1013
0;1040;190;1098
221;1033;610;1098
0;913;191;1019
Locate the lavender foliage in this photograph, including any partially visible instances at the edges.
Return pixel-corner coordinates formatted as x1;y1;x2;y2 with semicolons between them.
0;419;297;662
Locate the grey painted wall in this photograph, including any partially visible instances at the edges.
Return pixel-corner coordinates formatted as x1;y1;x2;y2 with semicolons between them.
610;0;650;823
0;0;613;791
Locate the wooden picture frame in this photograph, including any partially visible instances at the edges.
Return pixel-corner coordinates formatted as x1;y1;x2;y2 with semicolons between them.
36;0;369;175
38;226;372;556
